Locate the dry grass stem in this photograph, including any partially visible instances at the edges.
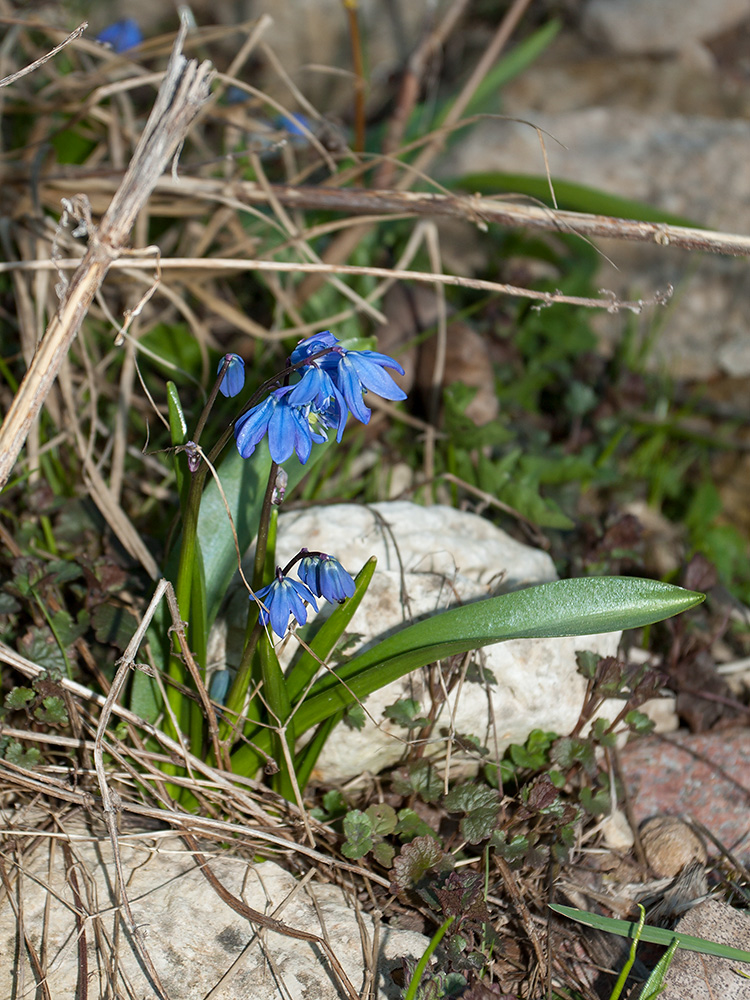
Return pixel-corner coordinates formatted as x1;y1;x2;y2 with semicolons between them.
0;19;214;490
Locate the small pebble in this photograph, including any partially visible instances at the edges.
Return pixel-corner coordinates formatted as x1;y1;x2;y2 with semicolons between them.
640;815;707;877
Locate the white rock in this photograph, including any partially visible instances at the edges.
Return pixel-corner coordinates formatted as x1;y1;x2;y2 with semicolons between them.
220;503;622;782
0;824;426;1000
582;0;750;55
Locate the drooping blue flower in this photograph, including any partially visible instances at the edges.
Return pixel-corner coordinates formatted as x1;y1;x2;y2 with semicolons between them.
217;354;246;398
297;552;356;604
254;571;317;638
235;387;313;464
97;19;143;53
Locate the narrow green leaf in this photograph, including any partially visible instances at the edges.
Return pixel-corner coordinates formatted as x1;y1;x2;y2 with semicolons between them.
199;438;333;626
550;904;750;964
640;938;679;1000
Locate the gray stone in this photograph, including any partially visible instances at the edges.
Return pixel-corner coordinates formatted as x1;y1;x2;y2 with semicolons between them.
660;899;750;999
216;503;622;782
440;109;750;378
582;0;750;55
0;825;427;999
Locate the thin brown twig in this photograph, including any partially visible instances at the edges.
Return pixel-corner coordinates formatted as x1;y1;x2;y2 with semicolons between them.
0;22;87;90
17;173;749;257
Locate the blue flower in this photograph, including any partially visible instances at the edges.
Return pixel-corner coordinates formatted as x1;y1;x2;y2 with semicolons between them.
333;350;406;423
217;354;245;398
291;332;405;425
297;553;356;604
97;19;143;53
255;572;317;637
235;387;313;464
287;367;348;441
289;331;339;367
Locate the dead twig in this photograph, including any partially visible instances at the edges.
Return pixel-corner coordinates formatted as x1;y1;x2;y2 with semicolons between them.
0;22;87;90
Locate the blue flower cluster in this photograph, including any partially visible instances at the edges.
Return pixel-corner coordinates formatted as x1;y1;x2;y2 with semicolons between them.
255;552;356;637
232;331;406;465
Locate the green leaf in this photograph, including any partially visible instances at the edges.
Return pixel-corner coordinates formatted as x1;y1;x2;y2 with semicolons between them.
4;741;41;769
231;577;703;774
372;841;395;868
366;803;398;836
383;697;429;730
461;808;501;845
396;808;438;842
444;783;498;814
341;809;375;859
291;577;703;736
91;604;139;648
392;760;443;804
4;687;35;710
34;695;68;726
640;938;679;999
550;904;750;964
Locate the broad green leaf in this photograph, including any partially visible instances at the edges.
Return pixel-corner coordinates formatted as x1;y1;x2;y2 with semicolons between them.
341;809;374;859
198;438;332;626
290;577;703;735
550;904;750;964
231;577;702;773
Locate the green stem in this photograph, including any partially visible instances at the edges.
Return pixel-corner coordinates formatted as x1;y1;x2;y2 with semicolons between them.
253;462;278;590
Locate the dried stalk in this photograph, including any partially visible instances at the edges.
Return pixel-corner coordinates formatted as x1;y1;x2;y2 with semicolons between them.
0;18;214;491
29;173;750;258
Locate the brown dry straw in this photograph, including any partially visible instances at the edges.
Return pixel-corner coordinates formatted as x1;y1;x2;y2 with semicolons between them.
0;17;214;491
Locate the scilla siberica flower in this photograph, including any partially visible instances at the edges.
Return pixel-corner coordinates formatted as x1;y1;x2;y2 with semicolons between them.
217;354;246;398
233;331;405;465
255;569;317;637
235;387;313;464
97;19;143;52
297;551;356;603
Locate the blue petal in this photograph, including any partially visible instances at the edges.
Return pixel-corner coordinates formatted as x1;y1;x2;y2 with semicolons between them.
356;350;406;376
287;577;318;619
290;331;338;366
267;401;298;463
218;354;246;398
347;352;407;401
291;409;313;463
97;19;143;52
235;397;274;458
288;366;335;407
297;555;319;593
335;356;372;423
319;557;356;602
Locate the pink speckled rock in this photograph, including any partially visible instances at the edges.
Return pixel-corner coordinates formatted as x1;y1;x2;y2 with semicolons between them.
621;726;750;857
